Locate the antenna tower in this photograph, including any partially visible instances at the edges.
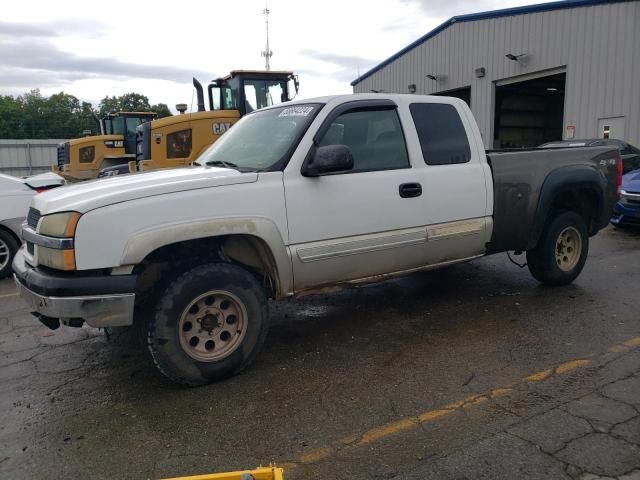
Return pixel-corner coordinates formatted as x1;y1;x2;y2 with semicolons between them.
261;2;273;71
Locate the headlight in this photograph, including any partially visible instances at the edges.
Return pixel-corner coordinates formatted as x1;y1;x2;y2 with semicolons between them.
38;247;76;271
39;212;81;238
37;212;81;270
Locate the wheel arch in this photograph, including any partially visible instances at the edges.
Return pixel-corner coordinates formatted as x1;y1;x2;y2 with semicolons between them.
0;223;21;247
125;218;292;299
528;166;605;249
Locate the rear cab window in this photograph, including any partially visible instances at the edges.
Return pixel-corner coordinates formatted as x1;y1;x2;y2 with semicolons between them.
409;103;471;165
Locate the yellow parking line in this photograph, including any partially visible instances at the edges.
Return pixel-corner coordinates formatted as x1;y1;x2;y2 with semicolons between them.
624;337;640;347
300;447;333;464
555;359;591;374
292;336;640;466
490;388;513;398
418;409;451;423
609;345;629;353
359;417;418;445
0;292;18;299
525;368;553;382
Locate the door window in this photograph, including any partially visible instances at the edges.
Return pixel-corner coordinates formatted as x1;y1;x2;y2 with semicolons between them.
317;108;409;172
125;117;144;139
410;103;471;165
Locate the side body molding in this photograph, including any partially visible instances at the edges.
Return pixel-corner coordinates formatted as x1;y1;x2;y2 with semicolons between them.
120;217;293;296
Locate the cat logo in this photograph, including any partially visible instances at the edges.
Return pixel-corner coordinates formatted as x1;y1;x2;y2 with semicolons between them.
213;122;232;135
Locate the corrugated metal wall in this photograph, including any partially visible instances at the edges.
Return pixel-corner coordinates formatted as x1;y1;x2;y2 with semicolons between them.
0;140;66;177
353;1;640;149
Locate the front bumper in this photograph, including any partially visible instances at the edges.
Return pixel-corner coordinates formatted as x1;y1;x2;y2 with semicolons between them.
611;201;640;227
12;248;136;328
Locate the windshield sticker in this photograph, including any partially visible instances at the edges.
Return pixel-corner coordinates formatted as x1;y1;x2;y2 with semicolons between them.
278;106;314;117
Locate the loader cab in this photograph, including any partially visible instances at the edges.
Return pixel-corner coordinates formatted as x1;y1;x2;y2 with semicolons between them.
103;112;158;154
207;70;299;115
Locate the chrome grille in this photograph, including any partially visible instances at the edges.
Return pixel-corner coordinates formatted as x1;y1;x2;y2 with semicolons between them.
27;208;41;229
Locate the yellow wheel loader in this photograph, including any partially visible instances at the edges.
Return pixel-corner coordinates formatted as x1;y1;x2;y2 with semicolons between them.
133;70;299;173
53;111;157;181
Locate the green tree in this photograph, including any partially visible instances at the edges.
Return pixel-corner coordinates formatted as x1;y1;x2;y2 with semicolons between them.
150;103;172;118
0;90;172;139
22;89;46;138
0;95;26;139
98;92;151;117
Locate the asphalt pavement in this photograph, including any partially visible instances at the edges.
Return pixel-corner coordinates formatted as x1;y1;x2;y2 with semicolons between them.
1;226;639;480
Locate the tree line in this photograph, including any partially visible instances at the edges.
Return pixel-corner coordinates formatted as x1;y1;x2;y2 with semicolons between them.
0;90;172;140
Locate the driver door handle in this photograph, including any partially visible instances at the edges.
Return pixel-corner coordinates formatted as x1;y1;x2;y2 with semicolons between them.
399;182;422;198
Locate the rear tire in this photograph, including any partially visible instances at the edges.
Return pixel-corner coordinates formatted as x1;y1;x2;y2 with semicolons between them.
526;211;589;286
0;230;18;279
146;263;268;386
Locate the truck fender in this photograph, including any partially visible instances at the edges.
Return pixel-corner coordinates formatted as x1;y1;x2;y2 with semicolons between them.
120;217;293;296
528;165;605;249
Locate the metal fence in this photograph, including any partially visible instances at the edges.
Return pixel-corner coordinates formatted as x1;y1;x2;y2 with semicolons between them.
0;139;67;177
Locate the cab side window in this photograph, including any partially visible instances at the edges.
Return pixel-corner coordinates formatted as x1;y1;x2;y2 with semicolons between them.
167;129;192;159
410;103;471;165
79;146;95;163
317;108;409;172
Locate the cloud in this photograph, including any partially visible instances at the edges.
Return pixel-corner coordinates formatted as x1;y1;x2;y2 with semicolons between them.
396;0;512;17
300;50;378;82
301;50;377;70
397;0;550;18
0;21;56;38
0;19;109;39
0;67;89;89
0;37;210;90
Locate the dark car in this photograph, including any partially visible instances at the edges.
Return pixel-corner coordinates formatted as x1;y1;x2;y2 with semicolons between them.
540;139;640;174
611;169;640;229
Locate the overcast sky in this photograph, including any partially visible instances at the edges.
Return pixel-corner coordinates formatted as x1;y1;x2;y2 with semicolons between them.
1;0;550;112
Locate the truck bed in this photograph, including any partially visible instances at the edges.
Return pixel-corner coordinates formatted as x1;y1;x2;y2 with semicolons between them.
486;146;620;254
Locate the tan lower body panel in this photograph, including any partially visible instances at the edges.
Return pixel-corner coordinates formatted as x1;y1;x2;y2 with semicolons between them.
290;216;492;292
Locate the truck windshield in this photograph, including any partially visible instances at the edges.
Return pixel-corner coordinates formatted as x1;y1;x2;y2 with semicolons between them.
196;103;322;172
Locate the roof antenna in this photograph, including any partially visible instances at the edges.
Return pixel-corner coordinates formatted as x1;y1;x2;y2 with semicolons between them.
261;1;273;71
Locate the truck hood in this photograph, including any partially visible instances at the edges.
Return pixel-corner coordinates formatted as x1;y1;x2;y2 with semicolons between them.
32;166;257;214
622;169;640;194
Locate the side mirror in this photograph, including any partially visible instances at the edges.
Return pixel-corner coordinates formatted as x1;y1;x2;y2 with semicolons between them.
288;75;300;100
302;144;354;177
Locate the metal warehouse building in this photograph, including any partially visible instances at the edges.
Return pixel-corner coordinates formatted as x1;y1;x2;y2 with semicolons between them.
352;0;640;149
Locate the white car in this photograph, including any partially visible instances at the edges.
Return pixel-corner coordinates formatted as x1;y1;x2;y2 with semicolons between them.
0;172;64;277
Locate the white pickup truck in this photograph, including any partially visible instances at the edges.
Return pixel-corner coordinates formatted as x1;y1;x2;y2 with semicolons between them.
13;94;621;386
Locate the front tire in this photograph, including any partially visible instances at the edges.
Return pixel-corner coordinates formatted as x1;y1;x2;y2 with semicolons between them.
0;230;18;279
526;211;589;286
146;263;268;386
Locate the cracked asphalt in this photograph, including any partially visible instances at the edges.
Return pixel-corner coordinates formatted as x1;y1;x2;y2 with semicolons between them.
1;226;639;480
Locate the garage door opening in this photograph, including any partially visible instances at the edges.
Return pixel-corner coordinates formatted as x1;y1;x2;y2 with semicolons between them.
493;72;565;148
434;86;471;107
